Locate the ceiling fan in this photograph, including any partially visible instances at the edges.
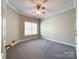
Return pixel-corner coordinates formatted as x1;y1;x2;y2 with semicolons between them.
31;0;48;15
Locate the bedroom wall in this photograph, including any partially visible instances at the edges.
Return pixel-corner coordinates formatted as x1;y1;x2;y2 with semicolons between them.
6;5;20;45
41;8;76;45
6;5;40;45
19;15;40;40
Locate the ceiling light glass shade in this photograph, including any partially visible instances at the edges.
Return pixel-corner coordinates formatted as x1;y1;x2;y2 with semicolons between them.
36;11;41;14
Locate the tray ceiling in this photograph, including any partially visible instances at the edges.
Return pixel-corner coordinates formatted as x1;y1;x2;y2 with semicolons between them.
8;0;76;19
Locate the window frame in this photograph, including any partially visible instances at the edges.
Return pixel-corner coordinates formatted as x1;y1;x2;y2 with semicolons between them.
24;21;38;36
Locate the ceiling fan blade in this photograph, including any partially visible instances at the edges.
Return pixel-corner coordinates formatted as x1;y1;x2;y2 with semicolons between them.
43;0;48;3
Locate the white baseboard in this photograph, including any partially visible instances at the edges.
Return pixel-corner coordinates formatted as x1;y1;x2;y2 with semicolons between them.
43;37;76;47
11;37;40;46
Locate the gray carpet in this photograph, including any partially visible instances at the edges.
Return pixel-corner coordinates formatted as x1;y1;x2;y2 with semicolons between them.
6;39;76;59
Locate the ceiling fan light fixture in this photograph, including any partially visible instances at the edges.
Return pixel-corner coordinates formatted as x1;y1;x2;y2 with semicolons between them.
42;11;46;14
42;6;46;9
31;0;48;15
36;11;41;14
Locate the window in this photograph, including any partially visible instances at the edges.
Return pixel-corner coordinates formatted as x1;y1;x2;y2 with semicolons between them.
24;21;37;35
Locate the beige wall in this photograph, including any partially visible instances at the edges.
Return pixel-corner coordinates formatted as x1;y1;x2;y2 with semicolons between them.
6;5;40;45
19;15;40;40
6;5;20;45
41;8;76;45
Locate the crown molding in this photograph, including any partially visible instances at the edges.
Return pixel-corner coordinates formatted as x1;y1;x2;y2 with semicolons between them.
7;1;76;19
7;2;21;14
43;6;76;19
7;2;40;19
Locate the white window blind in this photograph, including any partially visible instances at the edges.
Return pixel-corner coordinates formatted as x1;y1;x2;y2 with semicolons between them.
24;21;37;35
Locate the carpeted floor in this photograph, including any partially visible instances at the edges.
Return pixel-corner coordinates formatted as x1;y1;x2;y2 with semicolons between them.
6;39;76;59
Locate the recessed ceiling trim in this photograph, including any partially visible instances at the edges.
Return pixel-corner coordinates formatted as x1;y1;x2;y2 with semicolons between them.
43;6;76;19
7;1;76;19
7;2;20;14
7;2;40;19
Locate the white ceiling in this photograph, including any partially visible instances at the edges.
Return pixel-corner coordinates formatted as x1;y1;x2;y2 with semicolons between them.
8;0;76;19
